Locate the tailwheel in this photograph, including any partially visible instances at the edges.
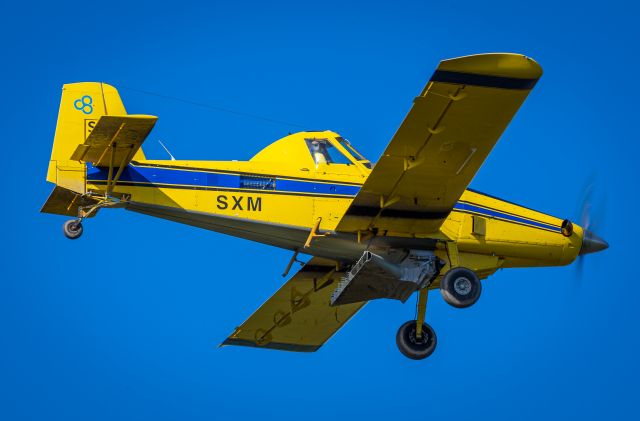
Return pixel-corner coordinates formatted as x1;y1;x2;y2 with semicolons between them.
396;320;437;360
440;267;481;308
62;219;83;240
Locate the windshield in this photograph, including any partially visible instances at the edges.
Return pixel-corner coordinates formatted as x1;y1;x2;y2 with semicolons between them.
336;137;366;161
305;138;352;165
336;137;371;168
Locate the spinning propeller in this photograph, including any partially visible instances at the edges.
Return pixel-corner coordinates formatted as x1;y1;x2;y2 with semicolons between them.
575;178;608;278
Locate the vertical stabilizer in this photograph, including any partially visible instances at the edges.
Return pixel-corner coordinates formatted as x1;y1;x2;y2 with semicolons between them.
46;82;145;193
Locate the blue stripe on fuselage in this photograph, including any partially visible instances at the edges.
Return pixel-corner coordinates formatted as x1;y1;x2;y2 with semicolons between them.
86;164;361;196
87;163;240;188
86;164;559;232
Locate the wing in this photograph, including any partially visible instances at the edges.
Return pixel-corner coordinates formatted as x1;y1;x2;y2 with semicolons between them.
222;257;365;352
337;53;542;234
70;115;157;167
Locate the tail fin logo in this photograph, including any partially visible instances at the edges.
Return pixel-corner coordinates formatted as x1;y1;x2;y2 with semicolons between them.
74;95;94;115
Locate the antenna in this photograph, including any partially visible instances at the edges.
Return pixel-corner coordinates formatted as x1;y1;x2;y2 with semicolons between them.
121;85;307;129
158;140;176;161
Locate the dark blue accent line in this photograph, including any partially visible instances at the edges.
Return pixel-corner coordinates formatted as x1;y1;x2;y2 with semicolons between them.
466;187;549;215
276;178;359;196
454;202;559;232
430;70;538;90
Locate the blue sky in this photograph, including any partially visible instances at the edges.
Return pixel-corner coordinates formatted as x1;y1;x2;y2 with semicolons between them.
1;1;638;419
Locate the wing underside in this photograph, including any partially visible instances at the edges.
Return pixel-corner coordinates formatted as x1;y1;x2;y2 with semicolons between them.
222;257;365;352
336;53;543;235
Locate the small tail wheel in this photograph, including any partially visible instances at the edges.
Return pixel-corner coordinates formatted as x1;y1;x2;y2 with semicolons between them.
440;267;481;308
396;320;437;360
63;219;83;240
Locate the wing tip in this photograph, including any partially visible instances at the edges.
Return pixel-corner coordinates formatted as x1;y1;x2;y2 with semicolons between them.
438;52;543;81
221;337;321;352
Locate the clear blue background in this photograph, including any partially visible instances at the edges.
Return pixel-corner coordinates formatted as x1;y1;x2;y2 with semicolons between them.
1;1;637;419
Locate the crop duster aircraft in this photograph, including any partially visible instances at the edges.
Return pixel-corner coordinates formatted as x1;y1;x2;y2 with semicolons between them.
42;53;608;360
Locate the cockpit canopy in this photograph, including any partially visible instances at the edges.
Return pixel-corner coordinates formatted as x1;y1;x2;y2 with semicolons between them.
304;137;371;168
250;131;371;169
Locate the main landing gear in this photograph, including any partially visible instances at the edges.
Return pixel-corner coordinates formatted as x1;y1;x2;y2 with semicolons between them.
395;266;482;360
396;288;437;360
439;267;482;308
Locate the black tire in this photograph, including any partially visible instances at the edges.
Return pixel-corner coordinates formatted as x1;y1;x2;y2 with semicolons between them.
62;219;83;240
440;267;481;308
395;320;437;360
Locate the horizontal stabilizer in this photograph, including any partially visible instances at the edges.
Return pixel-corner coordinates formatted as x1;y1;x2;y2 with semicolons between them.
40;186;98;217
71;115;157;167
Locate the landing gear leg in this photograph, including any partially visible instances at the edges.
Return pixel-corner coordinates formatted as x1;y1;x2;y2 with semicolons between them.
62;203;94;240
60;194;128;240
396;288;437;360
416;288;428;339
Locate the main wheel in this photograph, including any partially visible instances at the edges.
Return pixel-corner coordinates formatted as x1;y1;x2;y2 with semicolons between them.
396;320;437;360
63;219;83;240
440;267;481;308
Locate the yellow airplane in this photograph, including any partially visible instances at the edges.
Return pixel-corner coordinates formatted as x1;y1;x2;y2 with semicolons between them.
41;53;608;360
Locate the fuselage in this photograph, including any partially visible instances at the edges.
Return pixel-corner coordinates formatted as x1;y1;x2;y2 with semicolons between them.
44;64;609;360
84;131;583;281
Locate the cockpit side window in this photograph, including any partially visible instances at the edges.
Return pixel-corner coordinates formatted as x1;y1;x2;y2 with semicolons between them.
305;138;352;165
